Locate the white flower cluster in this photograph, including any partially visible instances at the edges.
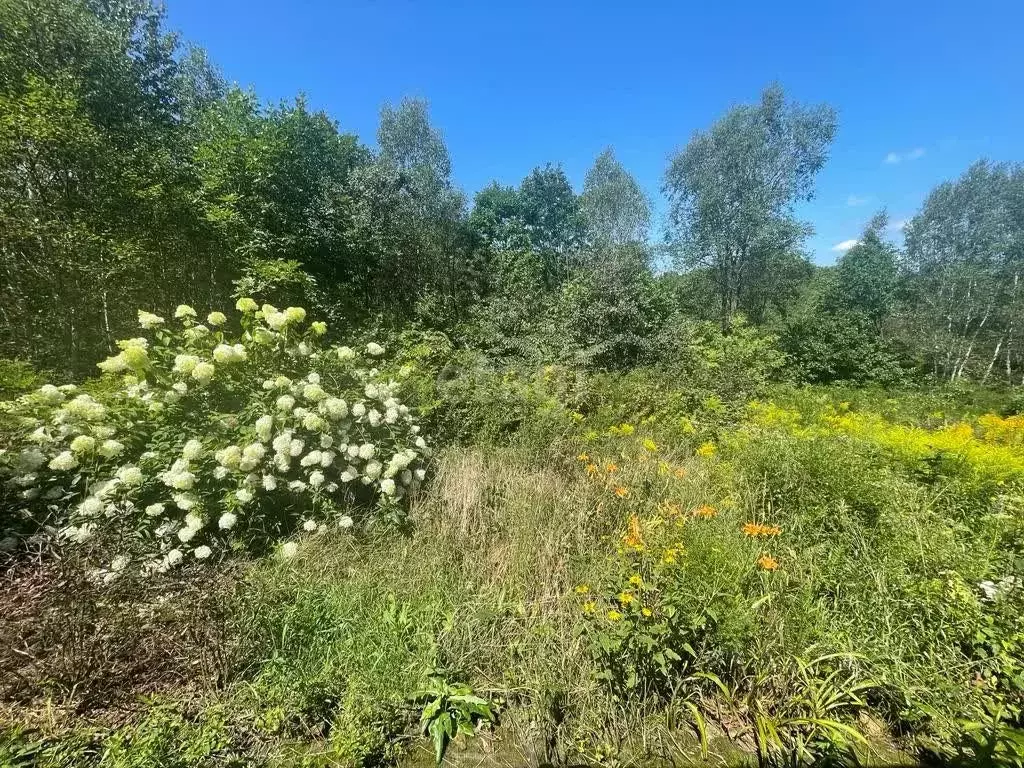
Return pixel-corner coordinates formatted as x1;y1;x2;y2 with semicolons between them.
0;302;428;575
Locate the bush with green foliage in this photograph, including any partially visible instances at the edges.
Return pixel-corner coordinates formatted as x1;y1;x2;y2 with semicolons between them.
0;301;430;572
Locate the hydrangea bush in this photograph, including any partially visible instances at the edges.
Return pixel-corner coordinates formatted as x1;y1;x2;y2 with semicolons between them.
0;301;430;575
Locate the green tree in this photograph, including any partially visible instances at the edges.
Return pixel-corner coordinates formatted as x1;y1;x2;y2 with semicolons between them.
903;160;1024;381
664;84;836;330
580;148;651;249
518;163;584;283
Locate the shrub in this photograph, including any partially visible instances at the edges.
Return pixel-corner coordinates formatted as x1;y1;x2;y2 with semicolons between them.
0;301;431;572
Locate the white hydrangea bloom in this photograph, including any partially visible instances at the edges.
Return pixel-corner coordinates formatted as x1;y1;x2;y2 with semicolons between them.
172;381;188;395
300;450;323;468
302;519;318;532
177;526;197;543
207;311;227;326
289;439;304;457
366;342;385;356
339;515;354;529
381;478;396;496
236;488;254;504
145;502;165;517
263;475;278;491
276;395;295;412
166;549;184;567
284;306;306;324
288;480;307;493
309;470;325;487
337;346;355;360
364;460;382;479
235;297;258;313
364;384;379;399
319;434;334;449
255;414;273;442
358;443;376;460
99;439;125;458
351;402;366;418
49;451;78;471
216;445;242;470
69;436;95;454
192;362;215;385
36;384;65;404
302;383;326;402
384;408;399;424
78;497;104;517
311;321;327;336
280;541;298;559
340;466;359;483
213;466;229;480
302;413;326;432
194;545;213;560
184;512;204;530
401;469;413;485
367;409;382;427
218;512;237;530
174;304;197;319
182;439;203;460
138;310;165;329
174;493;197;510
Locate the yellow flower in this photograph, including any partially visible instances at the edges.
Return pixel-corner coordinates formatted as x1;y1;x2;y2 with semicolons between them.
629;574;644;588
618;591;635;606
642;438;658;452
607;610;624;622
586;463;599;476
661;547;680;565
619;424;635;436
641;607;653;618
613;485;629;498
605;462;619;473
582;600;597;615
695;442;716;458
577;452;590;462
694;504;717;519
574;584;591;595
758;553;780;571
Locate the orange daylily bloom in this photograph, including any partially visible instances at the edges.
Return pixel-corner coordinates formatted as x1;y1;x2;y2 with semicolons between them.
758;553;780;571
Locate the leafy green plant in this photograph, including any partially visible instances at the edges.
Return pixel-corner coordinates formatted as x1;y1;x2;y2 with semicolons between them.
411;673;498;764
0;301;431;570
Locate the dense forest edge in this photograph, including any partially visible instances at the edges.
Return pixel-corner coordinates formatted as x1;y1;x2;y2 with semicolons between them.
2;1;1024;766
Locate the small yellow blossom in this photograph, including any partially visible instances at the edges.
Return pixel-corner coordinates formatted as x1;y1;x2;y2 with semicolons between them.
641;607;653;618
582;600;597;615
607;610;624;622
628;573;644;588
618;591;635;606
586;463;599;476
577;452;590;462
574;584;591;595
642;438;658;452
695;442;717;458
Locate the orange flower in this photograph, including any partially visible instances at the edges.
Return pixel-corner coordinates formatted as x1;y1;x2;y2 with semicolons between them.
757;553;780;571
742;522;782;537
585;463;599;476
577;452;590;462
613;485;629;498
694;504;717;519
623;514;644;550
605;462;619;473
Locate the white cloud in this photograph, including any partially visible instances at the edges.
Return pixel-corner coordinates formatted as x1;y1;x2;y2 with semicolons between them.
847;194;869;207
884;147;926;164
831;239;859;253
887;218;909;232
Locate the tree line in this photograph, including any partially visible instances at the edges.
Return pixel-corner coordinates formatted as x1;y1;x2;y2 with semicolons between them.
1;0;1022;384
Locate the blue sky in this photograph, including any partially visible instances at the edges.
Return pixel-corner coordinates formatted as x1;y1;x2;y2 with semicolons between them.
164;0;1023;263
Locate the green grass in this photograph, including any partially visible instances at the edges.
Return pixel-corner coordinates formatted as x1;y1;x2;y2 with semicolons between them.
3;382;1024;766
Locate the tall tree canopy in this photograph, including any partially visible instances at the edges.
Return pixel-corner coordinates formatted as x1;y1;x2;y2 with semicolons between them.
664;84;836;329
580;148;651;249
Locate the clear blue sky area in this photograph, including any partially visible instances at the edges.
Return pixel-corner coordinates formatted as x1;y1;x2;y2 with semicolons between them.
164;0;1023;263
